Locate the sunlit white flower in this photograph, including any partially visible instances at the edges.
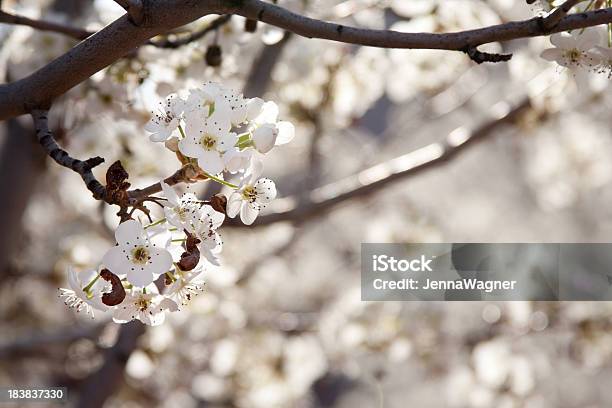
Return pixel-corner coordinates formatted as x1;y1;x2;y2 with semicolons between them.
247;101;295;154
102;220;173;287
166;268;206;306
540;30;600;70
144;93;185;142
161;182;202;231
593;46;612;78
191;206;225;265
113;284;178;326
227;160;277;225
59;266;109;318
180;101;238;174
223;149;252;173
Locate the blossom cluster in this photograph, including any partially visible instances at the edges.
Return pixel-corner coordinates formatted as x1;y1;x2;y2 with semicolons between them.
541;29;612;77
59;83;294;325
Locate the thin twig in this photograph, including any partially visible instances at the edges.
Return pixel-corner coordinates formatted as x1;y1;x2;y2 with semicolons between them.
229;98;533;227
149;14;232;49
31;109;107;200
542;0;584;30
0;9;92;40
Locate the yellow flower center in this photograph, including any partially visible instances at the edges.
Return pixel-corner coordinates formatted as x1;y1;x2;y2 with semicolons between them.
241;186;257;202
131;246;149;264
135;297;150;311
200;134;217;151
565;48;582;63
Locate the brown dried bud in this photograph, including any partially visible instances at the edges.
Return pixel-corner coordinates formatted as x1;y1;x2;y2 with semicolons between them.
177;233;201;271
244;19;258;33
105;160;131;205
205;44;222;67
210;194;227;215
100;269;126;306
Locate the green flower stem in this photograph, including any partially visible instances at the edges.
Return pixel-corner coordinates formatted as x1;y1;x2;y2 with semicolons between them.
82;272;101;294
178;124;186;139
145;218;166;229
202;172;239;189
171;238;187;243
165;271;176;282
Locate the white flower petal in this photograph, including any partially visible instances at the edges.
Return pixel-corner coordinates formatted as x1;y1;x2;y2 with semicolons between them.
240;202;259;225
226;192;242;218
115;220;146;247
102;246;129;277
161;182;180;206
178;135;203;158
254;178;277;203
198;150;225;175
276;121;295;145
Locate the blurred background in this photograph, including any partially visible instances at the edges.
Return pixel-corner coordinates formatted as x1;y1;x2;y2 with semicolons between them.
1;0;612;407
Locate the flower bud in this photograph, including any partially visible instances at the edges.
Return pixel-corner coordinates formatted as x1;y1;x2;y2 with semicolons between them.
252;123;278;154
245;18;258;33
205;44;222;67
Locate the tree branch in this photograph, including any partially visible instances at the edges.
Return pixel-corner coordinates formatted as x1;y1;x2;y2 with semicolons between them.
31;109;107;200
542;0;584;30
231;97;533;227
149;14;231;49
1;1;610;120
0;9;92;40
236;0;611;49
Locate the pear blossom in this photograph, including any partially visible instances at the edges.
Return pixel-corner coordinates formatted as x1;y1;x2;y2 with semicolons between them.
112;284;178;326
59;266;109;318
180;101;239;174
593;46;612;78
166;268;206;306
102;219;173;287
161;182;202;231
227;161;277;225
144;93;185;142
540;30;600;70
247;101;295;154
191;206;225;265
223;149;252;173
190;214;223;265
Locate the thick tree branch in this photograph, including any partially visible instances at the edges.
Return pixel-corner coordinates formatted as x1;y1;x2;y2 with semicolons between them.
31;109;107;200
232;97;533;227
1;2;611;120
0;9;92;39
237;0;611;49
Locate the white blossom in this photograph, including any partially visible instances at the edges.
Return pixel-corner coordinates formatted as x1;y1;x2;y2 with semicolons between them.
166;267;206;306
102;219;173;287
227;160;277;225
144;93;185;142
180;100;238;175
161;182;202;231
540;30;600;70
113;284;178;326
191;206;225;265
59;266;109;318
248;101;295;154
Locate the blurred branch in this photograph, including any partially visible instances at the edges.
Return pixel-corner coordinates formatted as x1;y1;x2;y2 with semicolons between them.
149;14;231;48
0;323;105;359
0;2;610;120
77;321;145;408
242;31;292;98
231;97;533;227
0;9;92;39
